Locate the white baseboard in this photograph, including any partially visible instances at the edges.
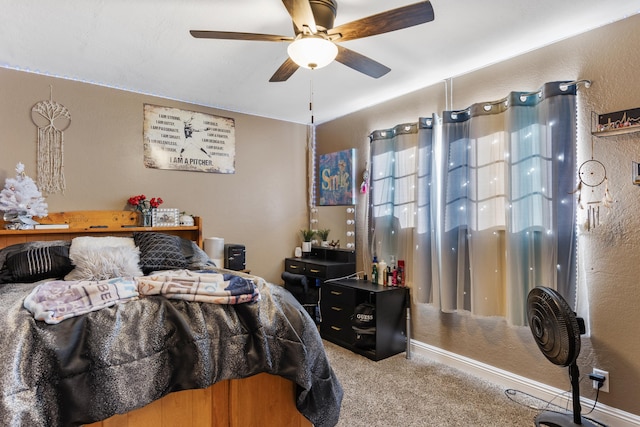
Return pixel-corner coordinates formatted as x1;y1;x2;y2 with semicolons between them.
410;340;640;427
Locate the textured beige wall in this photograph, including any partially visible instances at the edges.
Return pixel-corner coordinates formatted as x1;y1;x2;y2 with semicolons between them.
2;13;639;418
0;68;309;284
317;14;640;416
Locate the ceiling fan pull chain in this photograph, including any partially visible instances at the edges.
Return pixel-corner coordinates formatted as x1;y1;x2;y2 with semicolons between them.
309;80;312;124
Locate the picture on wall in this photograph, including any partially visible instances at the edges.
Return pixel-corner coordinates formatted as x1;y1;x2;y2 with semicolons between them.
143;104;235;174
318;149;355;206
596;107;640;132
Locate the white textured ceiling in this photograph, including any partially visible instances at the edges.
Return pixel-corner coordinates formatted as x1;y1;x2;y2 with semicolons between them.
1;0;639;124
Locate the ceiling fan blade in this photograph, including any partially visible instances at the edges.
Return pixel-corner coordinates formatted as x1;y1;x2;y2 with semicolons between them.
281;0;317;34
269;57;300;82
190;30;293;42
334;45;391;79
328;1;434;42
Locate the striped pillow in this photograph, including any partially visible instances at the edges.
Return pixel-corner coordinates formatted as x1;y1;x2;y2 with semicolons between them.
7;246;73;283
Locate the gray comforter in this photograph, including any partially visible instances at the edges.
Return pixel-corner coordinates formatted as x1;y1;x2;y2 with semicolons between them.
0;275;342;426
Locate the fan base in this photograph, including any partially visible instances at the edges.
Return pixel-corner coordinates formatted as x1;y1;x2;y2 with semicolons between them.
535;410;602;427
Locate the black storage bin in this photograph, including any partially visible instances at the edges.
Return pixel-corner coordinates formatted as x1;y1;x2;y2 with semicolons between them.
351;302;376;349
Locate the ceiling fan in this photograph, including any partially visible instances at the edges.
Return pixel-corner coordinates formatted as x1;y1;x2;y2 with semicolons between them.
190;0;435;82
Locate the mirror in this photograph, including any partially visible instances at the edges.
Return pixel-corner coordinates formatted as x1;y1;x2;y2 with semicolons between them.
314;206;355;250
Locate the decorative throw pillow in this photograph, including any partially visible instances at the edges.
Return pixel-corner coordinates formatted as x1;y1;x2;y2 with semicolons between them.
65;245;143;281
68;236;136;254
0;240;70;270
134;232;188;274
179;237;216;269
6;246;74;283
64;236;140;281
0;240;71;284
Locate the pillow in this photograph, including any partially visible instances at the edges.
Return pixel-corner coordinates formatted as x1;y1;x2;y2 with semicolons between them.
64;245;143;281
0;240;71;284
179;238;217;269
0;240;70;270
133;232;188;274
6;246;74;283
68;236;136;254
64;236;140;281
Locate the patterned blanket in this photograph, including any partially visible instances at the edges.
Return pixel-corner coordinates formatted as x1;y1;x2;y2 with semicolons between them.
137;269;261;304
24;269;260;324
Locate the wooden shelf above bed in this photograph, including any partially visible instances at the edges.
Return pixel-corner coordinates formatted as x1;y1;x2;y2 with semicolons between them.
0;210;203;248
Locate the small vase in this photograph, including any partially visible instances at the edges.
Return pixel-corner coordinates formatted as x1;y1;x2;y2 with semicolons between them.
302;241;312;254
140;209;153;227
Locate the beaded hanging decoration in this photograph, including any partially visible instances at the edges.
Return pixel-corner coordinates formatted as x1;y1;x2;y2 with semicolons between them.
360;162;369;194
31;86;71;194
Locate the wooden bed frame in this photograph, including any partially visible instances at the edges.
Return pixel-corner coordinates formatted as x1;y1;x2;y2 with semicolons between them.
0;211;311;427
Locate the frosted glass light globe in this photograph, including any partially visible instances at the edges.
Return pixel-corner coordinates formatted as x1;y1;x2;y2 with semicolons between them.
288;37;338;70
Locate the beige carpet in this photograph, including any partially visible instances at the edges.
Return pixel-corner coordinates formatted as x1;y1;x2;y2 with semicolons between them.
323;340;540;427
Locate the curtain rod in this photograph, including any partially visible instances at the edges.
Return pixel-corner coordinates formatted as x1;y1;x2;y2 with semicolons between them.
449;79;591;115
369;80;592;138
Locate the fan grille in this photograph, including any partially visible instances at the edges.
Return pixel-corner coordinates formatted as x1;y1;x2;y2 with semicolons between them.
527;287;581;367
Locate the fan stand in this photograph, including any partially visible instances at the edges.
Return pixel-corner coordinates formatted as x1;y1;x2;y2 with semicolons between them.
528;287;603;427
534;363;600;427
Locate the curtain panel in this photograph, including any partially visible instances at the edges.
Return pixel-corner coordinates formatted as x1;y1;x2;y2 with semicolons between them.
368;82;577;326
369;123;419;276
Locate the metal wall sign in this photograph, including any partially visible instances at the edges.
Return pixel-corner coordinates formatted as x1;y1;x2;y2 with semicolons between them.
143;104;235;173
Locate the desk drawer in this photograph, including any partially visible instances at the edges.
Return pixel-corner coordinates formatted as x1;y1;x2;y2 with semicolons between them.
321;320;354;344
303;263;327;279
320;283;356;343
322;284;355;307
284;259;306;274
321;309;354;343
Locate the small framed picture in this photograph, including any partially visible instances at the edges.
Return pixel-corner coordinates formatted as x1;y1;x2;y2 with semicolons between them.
152;208;180;227
633;161;640;186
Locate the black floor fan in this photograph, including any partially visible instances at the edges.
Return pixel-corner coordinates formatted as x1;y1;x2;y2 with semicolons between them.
527;286;600;427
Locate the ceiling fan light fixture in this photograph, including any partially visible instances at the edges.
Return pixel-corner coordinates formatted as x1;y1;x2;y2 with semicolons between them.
287;36;338;70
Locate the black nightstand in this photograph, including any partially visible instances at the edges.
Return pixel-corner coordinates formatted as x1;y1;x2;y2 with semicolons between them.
320;279;407;361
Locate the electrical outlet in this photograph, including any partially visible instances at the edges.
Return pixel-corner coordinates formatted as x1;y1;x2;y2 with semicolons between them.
592;368;609;393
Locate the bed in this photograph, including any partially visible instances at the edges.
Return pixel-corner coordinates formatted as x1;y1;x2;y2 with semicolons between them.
0;211;342;427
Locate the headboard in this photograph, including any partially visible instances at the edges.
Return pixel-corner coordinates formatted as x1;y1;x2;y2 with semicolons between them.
0;210;202;250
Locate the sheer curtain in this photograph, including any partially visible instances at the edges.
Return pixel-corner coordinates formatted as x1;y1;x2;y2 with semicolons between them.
368;82;578;326
369;123;419;275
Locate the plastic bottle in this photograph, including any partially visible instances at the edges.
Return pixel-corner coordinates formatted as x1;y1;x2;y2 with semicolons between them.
377;259;387;285
389;256;397;286
397;260;405;287
372;256;379;285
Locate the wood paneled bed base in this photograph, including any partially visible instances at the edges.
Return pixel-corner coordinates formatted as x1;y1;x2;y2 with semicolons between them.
84;373;311;427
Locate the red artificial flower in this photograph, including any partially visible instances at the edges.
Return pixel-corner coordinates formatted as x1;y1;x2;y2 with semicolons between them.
128;194;163;211
149;197;163;208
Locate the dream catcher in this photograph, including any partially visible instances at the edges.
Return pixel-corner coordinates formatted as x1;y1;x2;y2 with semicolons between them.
31;87;71;194
573;140;613;231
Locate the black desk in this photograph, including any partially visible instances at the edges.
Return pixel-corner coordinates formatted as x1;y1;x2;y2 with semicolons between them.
284;246;356;285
